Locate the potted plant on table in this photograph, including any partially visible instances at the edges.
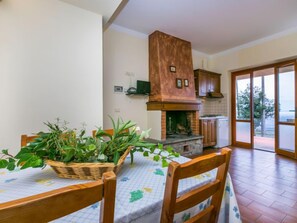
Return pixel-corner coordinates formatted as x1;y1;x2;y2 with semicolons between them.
0;118;179;180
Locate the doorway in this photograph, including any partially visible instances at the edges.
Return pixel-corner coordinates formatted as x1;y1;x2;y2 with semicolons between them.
231;59;297;159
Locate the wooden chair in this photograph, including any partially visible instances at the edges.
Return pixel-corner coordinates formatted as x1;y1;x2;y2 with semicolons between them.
21;134;39;147
0;171;116;223
92;129;114;138
160;147;232;223
92;129;129;138
21;132;76;147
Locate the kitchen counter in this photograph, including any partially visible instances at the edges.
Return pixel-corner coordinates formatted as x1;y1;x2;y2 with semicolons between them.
199;117;218;120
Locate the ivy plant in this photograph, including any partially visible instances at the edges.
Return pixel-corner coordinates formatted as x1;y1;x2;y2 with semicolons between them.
0;118;179;171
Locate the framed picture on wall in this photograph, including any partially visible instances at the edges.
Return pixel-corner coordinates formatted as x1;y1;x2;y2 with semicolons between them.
169;65;176;73
184;79;189;87
176;78;182;88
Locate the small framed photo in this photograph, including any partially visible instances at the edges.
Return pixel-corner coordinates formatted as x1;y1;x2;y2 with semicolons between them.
176;78;182;88
184;79;189;87
169;65;176;73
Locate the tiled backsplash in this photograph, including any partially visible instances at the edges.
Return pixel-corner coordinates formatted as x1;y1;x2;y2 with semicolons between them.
199;94;227;116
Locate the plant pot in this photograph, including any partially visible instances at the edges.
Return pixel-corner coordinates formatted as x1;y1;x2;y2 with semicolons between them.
46;147;131;180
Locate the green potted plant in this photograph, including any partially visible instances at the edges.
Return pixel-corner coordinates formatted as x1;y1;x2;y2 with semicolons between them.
0;118;179;180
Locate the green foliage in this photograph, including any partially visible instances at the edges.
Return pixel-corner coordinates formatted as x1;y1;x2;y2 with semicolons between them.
237;85;251;119
237;84;274;128
0;118;179;171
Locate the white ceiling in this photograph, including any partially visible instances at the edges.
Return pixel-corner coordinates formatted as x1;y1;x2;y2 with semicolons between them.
112;0;297;55
60;0;124;24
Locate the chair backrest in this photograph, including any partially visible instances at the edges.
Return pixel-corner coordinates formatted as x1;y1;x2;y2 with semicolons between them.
92;129;114;138
0;171;116;223
92;129;129;138
21;134;38;147
161;147;232;223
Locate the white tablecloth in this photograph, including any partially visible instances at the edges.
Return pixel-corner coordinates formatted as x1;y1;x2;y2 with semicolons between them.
0;152;241;223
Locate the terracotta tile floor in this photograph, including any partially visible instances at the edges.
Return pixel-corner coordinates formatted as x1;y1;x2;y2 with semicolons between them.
199;147;297;223
254;136;275;152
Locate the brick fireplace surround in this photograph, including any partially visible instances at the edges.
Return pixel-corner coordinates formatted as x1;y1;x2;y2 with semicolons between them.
146;101;203;157
147;101;200;140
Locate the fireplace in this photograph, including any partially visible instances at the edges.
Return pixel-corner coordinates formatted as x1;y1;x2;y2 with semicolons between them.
147;102;203;156
147;101;200;140
146;31;203;156
167;111;195;137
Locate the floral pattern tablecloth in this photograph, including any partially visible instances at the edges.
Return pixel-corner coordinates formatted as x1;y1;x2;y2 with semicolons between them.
0;152;241;223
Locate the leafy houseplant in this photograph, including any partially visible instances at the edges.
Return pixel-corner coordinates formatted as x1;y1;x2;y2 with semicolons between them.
0;118;179;179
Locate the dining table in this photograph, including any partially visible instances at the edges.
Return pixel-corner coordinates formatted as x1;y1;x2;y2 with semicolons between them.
0;152;242;223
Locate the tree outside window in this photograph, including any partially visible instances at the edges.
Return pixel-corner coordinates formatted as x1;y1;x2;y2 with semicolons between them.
237;84;274;137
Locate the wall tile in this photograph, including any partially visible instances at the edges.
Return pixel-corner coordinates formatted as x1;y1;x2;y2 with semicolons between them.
199;94;227;116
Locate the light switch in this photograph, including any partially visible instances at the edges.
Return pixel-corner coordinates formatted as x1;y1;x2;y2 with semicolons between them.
114;86;123;93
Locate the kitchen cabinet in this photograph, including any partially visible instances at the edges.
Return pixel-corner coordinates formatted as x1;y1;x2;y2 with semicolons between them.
194;69;221;97
200;119;217;147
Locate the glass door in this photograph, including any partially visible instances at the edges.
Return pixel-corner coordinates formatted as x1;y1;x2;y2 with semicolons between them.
275;63;297;158
232;73;252;148
232;59;297;159
253;68;275;152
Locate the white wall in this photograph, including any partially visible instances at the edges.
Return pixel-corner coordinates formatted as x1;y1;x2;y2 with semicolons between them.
103;26;149;129
60;0;123;25
0;0;103;154
147;111;162;140
192;50;210;70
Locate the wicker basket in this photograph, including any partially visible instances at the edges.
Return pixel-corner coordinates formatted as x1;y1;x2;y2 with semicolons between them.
46;148;131;180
